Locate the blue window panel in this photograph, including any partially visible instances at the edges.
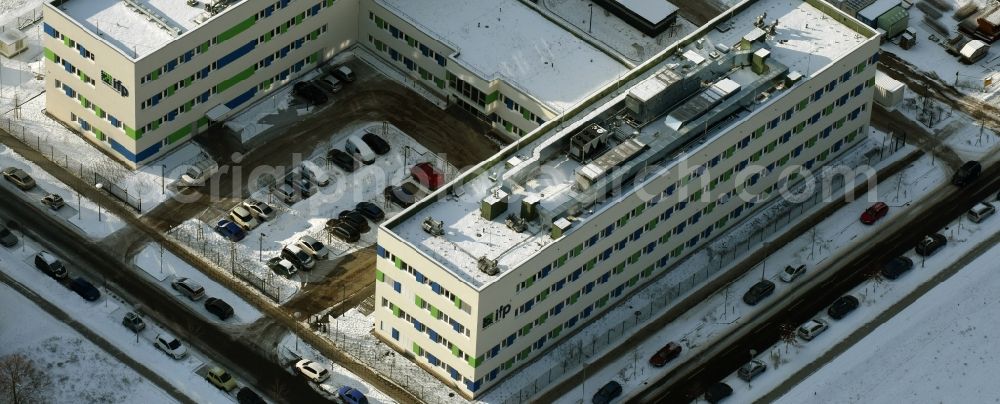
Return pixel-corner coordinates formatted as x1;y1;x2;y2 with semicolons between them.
583;306;593;318
805;158;815;169
571;268;582;281
504;98;514;109
77;44;87;57
225;87;257;109
833;140;844;152
391;328;399;340
310;4;320;14
677;201;687;210
632;228;643;240
600;272;611;283
769;117;780;129
587;234;599;247
79;119;90;131
612;285;624;297
792;145;803;157
702;227;712;238
217;40;257;69
62;60;74;73
534;336;546;349
264;5;275;16
389;26;399;37
552;302;564;315
392;281;401;293
737;159;749;170
566;315;579;328
427;353;440;366
63;84;75;98
660;207;674;221
601;248;612;261
279;70;289;81
109;115;119;127
376;245;387;258
687;235;700;247
151;94;162;106
412;318;423;331
674;223;685;235
465;379;482;392
451;319;461;332
431;282;442;294
739;135;752;148
766;162;775;173
490;345;500;357
264;55;275;67
869;52;879;64
388;48;399;60
183;50;194;62
279;0;290;8
645;242;655;254
199;91;210;103
616;239;626;250
43;23;58;38
782;132;792;143
489;368;500;380
809;113;820;124
166;59;178;72
554;279;565;291
584;281;594;294
540;265;551;278
690;212;701;224
295;38;305;49
200;66;211;79
279;45;291;59
166;110;177;122
435;54;446;66
428;329;440;342
813;88;823;100
293;60;305;72
110;139;137;162
603;224;614;237
415;271;425;283
657;256;668;268
506;334;516;346
449;368;460;381
665;184;676;195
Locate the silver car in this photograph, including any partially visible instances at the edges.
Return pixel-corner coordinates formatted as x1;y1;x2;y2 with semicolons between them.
154;333;188;359
296;235;330;260
171;277;206;301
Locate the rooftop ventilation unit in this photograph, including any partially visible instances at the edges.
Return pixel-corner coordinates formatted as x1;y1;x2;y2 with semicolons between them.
551;217;572;239
480;189;509;220
123;0;183;36
421;217;444;236
521;195;540;221
505;215;527;233
568;123;611;162
478;256;499;275
576;138;648;190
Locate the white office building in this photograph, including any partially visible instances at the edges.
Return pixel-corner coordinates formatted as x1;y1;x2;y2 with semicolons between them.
373;0;881;398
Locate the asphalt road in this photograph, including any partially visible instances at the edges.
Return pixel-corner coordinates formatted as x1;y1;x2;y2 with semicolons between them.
0;184;328;404
631;159;1000;403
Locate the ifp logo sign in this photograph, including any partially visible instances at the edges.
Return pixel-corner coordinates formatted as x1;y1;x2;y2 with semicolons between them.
101;70;129;97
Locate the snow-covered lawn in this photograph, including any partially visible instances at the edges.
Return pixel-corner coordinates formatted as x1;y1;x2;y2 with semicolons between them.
135;244;264;324
0;143;125;238
774;199;1000;403
0;283;177;404
545;139;943;403
277;332;397;404
0;238;243;404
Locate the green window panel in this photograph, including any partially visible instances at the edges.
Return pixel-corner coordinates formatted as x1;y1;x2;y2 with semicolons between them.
217;16;256;43
659;233;670;244
716;217;728;229
453;296;462;309
779;155;790;166
538;289;549;302
451;345;461;357
375;16;385;28
200;42;209;53
503;121;513;132
430;305;441;319
406;37;416;47
571;244;583;257
672;245;684;257
414;295;424;307
166;86;175;97
93;128;105;141
166;125;191;144
797;98;808;111
847;129;859;143
295;13;304;25
556;254;567;268
753;126;764;138
505;358;515;369
569;291;580;305
184;101;193;112
310;31;319;40
393;257;402;269
326;0;334;6
628;251;640;265
642;266;654;277
217;66;255;93
525;276;534;287
536;313;548;325
197;116;209;127
376;270;384;282
522;109;531;121
705;202;716;214
392;304;401;317
468;355;483;368
629;275;639;286
124;125;142;140
184;77;193;87
151;120;160;131
62;35;73;48
517;348;530;361
412;343;423;355
550;325;563;338
94;106;103;117
586;258;596;270
521;323;532;335
43;47;56;61
634;204;645;216
485;90;499;104
264;32;273;42
280;24;288;34
78;95;88;107
151;69;160;80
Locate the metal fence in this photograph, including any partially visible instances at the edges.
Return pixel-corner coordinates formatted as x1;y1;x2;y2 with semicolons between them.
0;116;143;212
169;224;282;302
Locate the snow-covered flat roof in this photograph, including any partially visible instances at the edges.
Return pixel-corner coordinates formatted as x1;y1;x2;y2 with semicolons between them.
53;0;219;58
388;0;872;289
616;0;679;24
377;0;629;112
857;0;899;21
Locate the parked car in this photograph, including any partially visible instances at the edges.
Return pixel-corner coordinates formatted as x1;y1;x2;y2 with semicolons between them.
34;251;68;279
778;264;806;283
592;380;622;404
154;333;188;359
69;277;100;301
285;175;315;198
300;160;330;186
827;295;860;320
205;366;238;391
171;277;206;301
362;132;390;155
296;235;330;260
282;244;315;270
737;359;767;382
237;387;266;404
294;359;330;383
330;65;355;82
312;78;341;94
742;280;775;306
272;183;301;204
267;256;297;277
337;386;369;404
326;148;357;173
179;159;219;187
205;297;234;320
214;219;246;242
860;201;889;225
356;201;385;221
329;223;360;243
242;199;275;221
881;256;914;280
2;167;35;190
292;81;327;105
648;341;682;367
229;206;260;231
705;382;733;403
797;318;829;340
384;184;416;207
42;194;65;210
952;160;981;186
339;210;370;233
411;162;445;190
121;311;146;333
345;135;376;165
0;225;18;247
967;202;995;223
914;233;947;256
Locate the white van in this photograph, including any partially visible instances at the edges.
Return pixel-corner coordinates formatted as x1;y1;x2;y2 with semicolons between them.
345;135;376;165
299;160;330;186
967;202;995;223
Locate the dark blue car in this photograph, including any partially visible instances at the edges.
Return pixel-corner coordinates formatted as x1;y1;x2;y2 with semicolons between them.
214;219;246;242
593;380;622;404
69;277;100;301
337;386;369;404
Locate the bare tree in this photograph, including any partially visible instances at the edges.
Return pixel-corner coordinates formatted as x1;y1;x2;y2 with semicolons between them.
0;354;51;404
778;323;797;354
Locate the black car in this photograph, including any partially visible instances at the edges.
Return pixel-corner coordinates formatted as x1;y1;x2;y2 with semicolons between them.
742;280;775;305
952;160;981;186
704;382;733;403
69;277;100;301
0;225;17;247
384;185;416;208
326;148;357;173
205;297;234;320
914;233;946;256
881;256;914;280
592;380;622;404
362;132;390;155
237;387;266;404
34;251;68;279
330;223;360;243
292;81;327;105
339;210;370;233
356;201;385;221
827;295;860;320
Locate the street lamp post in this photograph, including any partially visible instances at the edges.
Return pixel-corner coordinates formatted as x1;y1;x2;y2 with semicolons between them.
161;164;166;194
589;4;594;33
259;232;266;262
95;183;103;222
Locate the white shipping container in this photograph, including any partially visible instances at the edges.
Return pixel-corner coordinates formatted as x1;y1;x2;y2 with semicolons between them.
874;71;905;109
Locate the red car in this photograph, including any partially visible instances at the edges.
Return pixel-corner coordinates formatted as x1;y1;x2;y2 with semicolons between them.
648;341;682;367
860;202;889;224
411;162;445;190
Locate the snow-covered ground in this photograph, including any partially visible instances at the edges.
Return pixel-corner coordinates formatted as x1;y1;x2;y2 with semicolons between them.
135;244;264;324
776;216;1000;403
0;283;177;404
882;0;1000;101
277;332;397;404
0;238;244;404
0;143;126;238
540;0;698;63
894;89;999;162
